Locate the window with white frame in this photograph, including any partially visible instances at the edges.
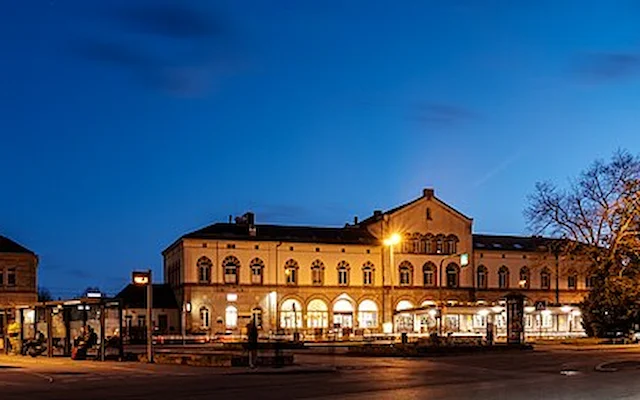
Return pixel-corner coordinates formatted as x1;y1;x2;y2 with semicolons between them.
222;256;240;284
399;261;413;286
337;261;350;286
250;258;264;285
311;260;324;286
362;262;374;286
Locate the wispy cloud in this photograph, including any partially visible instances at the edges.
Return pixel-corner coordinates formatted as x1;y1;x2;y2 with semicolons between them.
573;52;640;82
473;151;522;188
411;103;480;127
70;3;243;97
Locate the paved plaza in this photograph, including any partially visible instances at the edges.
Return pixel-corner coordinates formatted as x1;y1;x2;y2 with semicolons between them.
2;344;640;399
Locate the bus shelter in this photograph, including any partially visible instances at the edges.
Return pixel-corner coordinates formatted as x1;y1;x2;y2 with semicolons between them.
1;297;123;360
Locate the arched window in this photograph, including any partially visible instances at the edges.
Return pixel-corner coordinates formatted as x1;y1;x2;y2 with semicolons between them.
567;269;578;290
423;234;434;254
498;266;510;289
337;261;350;286
222;256;240;284
197;257;212;283
225;305;238;328
477;265;488;289
399;261;413;286
284;259;299;285
411;233;421;253
423;262;436;287
541;268;551;290
307;299;328;328
199;306;210;329
446;263;459;288
435;234;445;254
362;261;374;286
250;258;264;285
358;300;378;328
311;260;325;286
446;235;459;255
280;299;302;329
519;266;530;289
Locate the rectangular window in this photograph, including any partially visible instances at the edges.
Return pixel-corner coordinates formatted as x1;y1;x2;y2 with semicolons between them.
312;268;323;285
286;269;297;285
473;314;487;328
568;275;577;290
585;276;594;289
0;270;4;286
542;313;553;328
251;267;262;284
7;268;16;286
424;271;434;287
363;270;373;286
137;316;146;327
338;270;349;286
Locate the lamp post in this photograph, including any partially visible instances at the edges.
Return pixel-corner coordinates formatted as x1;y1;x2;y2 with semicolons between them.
383;233;401;333
133;270;153;363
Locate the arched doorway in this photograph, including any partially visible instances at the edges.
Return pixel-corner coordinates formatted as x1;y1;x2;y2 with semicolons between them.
280;299;302;329
333;299;354;329
395;300;415;333
357;300;378;329
307;299;328;329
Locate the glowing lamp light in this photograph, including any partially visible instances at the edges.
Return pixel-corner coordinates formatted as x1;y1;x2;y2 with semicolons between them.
384;233;401;246
382;322;394;334
428;309;438;317
524;306;536;313
561;305;572;313
478;309;490;317
541;309;552;316
132;271;151;286
491;306;503;314
518;280;528;288
571;310;581;317
226;293;238;302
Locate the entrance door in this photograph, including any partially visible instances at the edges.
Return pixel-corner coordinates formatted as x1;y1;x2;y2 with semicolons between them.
333;312;353;328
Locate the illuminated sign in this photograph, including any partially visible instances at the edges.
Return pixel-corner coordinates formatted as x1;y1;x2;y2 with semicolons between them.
132;271;151;286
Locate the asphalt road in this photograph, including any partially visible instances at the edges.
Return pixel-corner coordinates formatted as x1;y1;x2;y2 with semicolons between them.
2;344;640;399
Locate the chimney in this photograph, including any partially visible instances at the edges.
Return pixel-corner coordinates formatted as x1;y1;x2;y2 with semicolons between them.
228;215;233;223
373;210;382;217
354;216;359;225
423;188;434;199
244;212;255;226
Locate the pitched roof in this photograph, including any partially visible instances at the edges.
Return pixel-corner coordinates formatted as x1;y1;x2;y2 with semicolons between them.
472;234;567;252
181;223;379;246
358;190;472;226
115;284;179;309
0;235;35;254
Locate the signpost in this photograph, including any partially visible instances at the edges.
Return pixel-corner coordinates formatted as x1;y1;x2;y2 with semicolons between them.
132;270;153;363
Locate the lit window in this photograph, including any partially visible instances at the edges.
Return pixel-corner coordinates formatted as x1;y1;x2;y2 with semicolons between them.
225;305;238;328
519;267;530;289
285;259;298;285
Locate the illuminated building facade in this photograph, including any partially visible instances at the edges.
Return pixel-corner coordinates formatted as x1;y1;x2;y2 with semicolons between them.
0;235;38;308
163;189;588;338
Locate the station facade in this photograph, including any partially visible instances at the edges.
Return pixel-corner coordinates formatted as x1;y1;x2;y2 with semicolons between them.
163;189;589;339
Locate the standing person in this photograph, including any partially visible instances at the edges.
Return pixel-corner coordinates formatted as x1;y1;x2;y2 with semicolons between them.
247;319;258;369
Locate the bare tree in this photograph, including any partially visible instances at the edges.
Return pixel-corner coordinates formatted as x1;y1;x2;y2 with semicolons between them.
525;150;640;275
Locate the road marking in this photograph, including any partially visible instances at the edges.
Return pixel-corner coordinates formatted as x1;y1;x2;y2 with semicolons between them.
27;372;54;383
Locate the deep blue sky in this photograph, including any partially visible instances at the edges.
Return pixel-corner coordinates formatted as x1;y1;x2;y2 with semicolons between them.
2;1;640;297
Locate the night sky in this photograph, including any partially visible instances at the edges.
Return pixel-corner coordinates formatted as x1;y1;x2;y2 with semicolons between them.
2;1;640;297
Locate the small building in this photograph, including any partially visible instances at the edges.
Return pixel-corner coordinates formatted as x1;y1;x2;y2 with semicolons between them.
0;235;38;308
115;284;179;339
